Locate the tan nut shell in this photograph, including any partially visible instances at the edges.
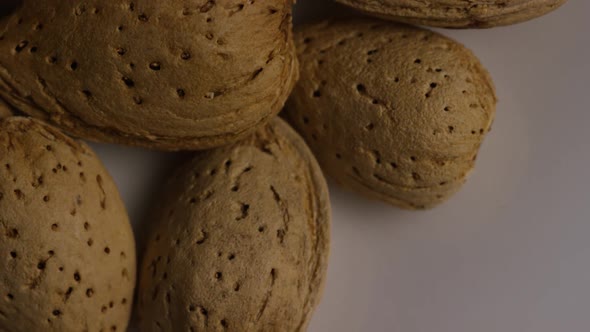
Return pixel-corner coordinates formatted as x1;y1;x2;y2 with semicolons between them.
0;1;297;151
285;19;497;209
138;118;331;331
0;118;136;331
335;0;567;28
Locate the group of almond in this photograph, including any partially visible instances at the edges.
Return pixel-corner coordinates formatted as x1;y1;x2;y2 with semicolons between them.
0;1;566;331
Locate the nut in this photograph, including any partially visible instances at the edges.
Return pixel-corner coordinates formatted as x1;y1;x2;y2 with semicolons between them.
0;118;136;331
334;0;568;28
285;19;497;209
138;118;331;331
0;1;298;150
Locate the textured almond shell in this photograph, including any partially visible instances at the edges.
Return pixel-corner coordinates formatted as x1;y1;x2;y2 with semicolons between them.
0;1;298;151
335;0;567;28
285;19;497;209
138;118;331;331
0;118;136;332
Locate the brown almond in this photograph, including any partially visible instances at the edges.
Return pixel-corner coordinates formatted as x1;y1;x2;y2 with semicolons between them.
138;118;331;331
0;1;298;150
0;117;136;331
285;19;497;209
334;0;568;28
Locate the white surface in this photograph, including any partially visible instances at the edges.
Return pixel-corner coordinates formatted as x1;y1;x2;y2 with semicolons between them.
90;1;590;331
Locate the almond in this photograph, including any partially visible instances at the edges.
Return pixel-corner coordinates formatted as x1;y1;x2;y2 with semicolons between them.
0;117;136;331
285;19;497;209
138;118;331;331
334;0;568;28
0;1;298;150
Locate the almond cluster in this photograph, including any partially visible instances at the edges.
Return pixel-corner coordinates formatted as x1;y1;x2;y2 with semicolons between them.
0;1;567;331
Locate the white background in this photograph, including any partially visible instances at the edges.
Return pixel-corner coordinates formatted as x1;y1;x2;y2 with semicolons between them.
90;1;590;331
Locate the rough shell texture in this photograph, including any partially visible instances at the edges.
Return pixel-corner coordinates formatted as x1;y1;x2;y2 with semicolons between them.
138;118;331;332
285;19;497;209
334;0;567;28
0;118;136;332
0;0;298;151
